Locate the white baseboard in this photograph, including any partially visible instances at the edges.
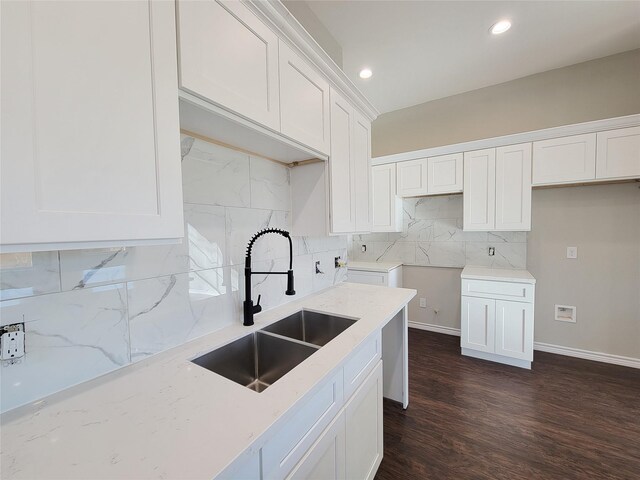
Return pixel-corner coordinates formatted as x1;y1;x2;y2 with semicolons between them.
408;321;461;336
534;342;640;370
408;321;640;369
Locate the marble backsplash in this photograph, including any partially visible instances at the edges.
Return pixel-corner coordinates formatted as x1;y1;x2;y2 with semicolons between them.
0;135;347;413
349;196;527;269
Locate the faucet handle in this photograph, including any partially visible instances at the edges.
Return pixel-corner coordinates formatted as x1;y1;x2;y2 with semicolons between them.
254;295;262;314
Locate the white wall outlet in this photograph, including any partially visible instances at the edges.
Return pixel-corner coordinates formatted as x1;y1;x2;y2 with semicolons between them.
419;298;427;308
488;247;495;256
1;323;25;361
361;244;367;253
566;246;578;259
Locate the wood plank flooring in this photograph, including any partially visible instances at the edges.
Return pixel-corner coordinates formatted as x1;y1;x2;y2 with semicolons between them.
376;330;640;480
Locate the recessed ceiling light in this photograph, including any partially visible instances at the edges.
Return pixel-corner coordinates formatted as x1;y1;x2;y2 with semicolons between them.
359;68;372;79
490;20;511;35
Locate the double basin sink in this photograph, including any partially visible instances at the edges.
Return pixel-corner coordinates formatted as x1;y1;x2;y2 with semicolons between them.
192;310;357;392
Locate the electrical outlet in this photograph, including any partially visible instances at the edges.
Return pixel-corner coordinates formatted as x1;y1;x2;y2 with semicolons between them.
315;261;323;274
566;246;578;259
419;298;427;308
361;244;367;253
488;247;495;256
1;323;25;361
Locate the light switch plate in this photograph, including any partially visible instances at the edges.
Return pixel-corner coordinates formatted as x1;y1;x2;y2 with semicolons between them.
566;247;578;259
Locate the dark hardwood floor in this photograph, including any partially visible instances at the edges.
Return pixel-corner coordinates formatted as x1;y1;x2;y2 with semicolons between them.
376;330;640;480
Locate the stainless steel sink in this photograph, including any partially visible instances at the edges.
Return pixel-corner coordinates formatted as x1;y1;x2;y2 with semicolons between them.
191;331;318;392
261;310;357;347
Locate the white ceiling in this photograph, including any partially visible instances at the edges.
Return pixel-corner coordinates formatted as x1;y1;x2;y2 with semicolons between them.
306;1;640;114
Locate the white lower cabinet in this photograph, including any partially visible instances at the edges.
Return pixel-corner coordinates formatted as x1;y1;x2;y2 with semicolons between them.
460;268;536;369
232;332;383;480
345;361;384;480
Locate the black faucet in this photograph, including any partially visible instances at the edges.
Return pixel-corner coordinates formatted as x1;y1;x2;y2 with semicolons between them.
244;228;295;326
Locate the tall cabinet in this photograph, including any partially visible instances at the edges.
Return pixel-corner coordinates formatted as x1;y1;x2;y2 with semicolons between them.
1;0;183;251
329;88;372;234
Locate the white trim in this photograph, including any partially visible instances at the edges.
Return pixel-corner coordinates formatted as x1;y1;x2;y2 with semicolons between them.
245;1;379;121
408;321;640;369
534;342;640;370
408;321;461;336
462;348;531;370
372;114;640;165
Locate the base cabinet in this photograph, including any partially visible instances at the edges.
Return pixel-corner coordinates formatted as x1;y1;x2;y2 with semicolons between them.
460;271;535;369
345;362;384;480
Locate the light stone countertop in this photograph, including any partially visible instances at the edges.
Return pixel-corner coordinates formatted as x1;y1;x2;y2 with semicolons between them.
348;261;403;273
1;283;416;480
461;266;536;284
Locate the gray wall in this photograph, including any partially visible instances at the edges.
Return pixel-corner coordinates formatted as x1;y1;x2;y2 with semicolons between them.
373;50;640;360
282;0;343;68
373;49;640;157
528;183;640;359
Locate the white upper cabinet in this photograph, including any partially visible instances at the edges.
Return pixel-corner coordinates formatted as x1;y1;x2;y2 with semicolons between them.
596;126;640;180
464;145;531;232
329;89;355;233
371;164;402;232
353;111;373;232
329;88;371;234
279;42;331;155
495;143;532;231
396;158;429;197
1;0;183;251
427;153;463;194
532;133;596;185
176;0;281;131
463;149;496;231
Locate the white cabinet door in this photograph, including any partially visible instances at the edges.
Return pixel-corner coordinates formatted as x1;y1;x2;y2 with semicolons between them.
463;149;496;231
371;164;402;232
396;158;429;197
353;111;372;232
461;296;495;353
495;143;532;231
176;0;280;131
279;42;331;154
596;126;640;180
495;300;534;361
287;413;346;480
329;89;355;233
345;361;383;480
427;153;463;194
532;133;596;185
1;0;183;251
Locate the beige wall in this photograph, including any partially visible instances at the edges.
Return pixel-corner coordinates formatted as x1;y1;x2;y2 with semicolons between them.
373;49;640;157
283;1;343;68
386;50;640;360
527;183;640;359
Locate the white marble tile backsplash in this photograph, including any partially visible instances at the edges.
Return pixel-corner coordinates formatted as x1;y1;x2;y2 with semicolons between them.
350;196;527;269
0;136;346;412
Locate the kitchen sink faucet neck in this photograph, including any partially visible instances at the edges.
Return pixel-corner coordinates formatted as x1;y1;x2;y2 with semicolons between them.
244;228;295;326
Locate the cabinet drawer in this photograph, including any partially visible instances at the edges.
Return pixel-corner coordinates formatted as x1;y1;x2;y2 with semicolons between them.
347;271;388;286
462;279;533;303
343;332;381;400
262;370;344;480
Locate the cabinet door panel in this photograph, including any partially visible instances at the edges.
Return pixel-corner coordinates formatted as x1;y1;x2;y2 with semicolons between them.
396;158;429;197
287;413;346;480
495;143;531;231
463;149;496;231
280;42;330;154
495;300;533;361
353;111;372;232
532;133;596;185
596;126;640;180
427;153;463;194
329;89;355;233
176;0;280;131
345;361;383;480
1;0;182;249
371;164;401;232
461;296;495;353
